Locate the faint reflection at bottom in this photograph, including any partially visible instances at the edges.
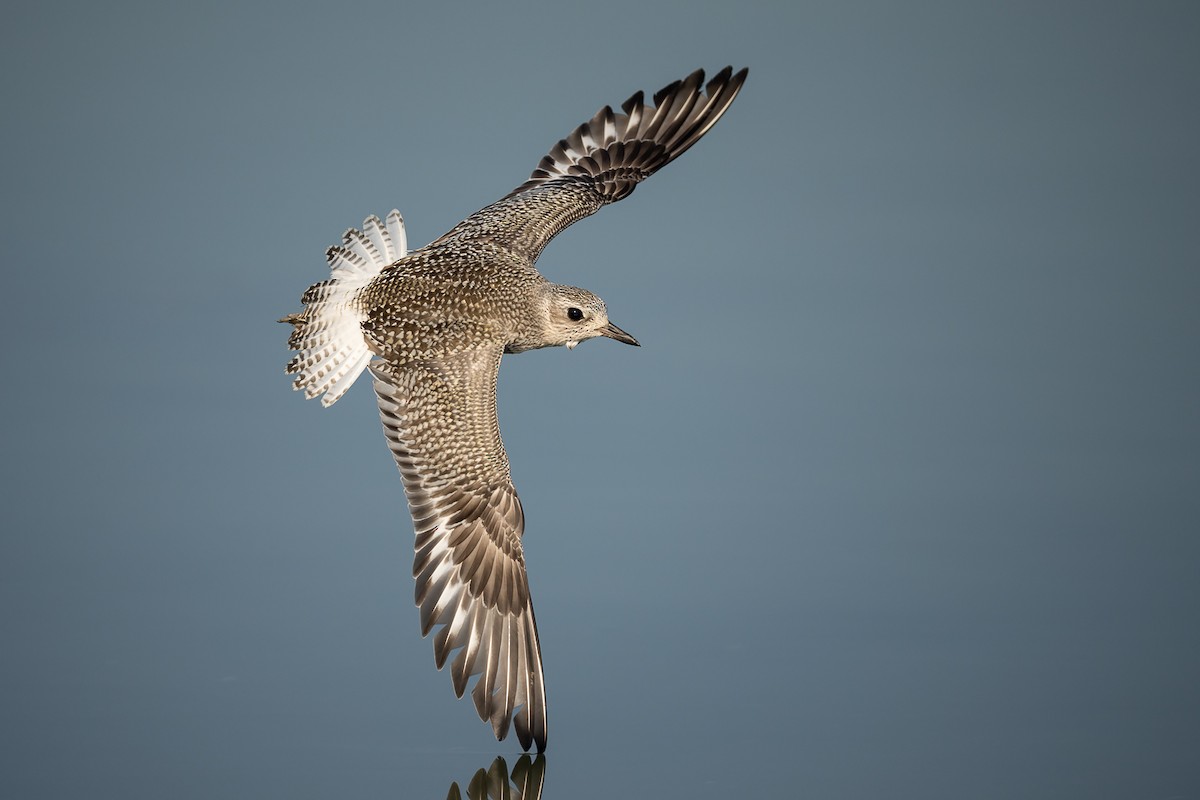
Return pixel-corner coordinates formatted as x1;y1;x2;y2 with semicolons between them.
446;754;546;800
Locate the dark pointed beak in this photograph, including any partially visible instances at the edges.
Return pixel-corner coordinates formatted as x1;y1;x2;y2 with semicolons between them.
599;321;639;346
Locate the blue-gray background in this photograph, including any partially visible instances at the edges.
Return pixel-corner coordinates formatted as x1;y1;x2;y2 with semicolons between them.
2;1;1197;797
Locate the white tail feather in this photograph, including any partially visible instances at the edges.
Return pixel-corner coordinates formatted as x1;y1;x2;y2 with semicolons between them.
284;210;407;407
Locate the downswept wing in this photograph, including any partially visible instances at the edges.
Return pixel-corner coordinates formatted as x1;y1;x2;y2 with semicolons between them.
370;347;547;752
430;66;748;263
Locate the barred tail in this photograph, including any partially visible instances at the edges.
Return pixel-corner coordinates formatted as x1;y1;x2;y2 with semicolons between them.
282;210;407;407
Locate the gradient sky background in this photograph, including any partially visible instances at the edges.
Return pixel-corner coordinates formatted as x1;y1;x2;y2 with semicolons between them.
2;1;1197;798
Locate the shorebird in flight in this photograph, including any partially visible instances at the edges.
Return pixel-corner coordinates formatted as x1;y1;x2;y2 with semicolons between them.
283;66;748;751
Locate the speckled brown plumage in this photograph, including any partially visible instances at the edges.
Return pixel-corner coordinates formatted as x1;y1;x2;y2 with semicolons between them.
282;67;748;752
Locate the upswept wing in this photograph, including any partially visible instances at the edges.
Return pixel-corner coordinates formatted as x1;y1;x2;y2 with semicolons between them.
431;66;748;262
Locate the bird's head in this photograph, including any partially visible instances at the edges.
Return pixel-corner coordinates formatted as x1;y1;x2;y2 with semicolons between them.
539;283;639;350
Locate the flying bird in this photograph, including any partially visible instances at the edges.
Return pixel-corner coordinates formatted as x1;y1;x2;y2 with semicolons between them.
282;66;748;752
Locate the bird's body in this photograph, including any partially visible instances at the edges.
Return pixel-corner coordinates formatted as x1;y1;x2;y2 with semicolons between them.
282;67;747;752
362;242;539;359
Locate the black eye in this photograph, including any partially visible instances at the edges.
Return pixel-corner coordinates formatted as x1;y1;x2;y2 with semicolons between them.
566;307;584;321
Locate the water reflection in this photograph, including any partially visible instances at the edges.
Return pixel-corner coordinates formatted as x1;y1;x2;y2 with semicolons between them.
445;754;546;800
